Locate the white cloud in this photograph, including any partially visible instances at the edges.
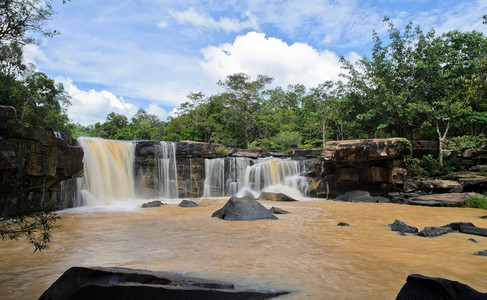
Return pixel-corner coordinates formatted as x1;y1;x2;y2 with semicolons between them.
200;31;344;89
146;104;168;121
170;7;259;32
57;77;138;126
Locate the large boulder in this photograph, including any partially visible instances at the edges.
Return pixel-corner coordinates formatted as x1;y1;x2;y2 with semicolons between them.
420;179;463;193
322;138;406;162
407;193;476;206
212;195;278;221
39;266;289;300
396;274;487;300
178;200;199;207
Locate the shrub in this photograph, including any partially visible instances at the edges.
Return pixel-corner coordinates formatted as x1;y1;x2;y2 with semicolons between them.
460;194;487;209
273;131;301;150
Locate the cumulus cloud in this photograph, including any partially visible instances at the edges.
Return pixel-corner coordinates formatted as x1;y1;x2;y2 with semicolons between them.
200;31;345;88
57;77;138;126
170;7;259;32
146;104;168;121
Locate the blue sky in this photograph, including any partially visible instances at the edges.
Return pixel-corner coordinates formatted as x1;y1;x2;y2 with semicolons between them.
24;0;487;125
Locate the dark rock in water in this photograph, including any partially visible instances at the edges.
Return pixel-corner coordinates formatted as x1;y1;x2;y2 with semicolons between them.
481;215;487;219
269;207;290;214
39;266;289;300
335;190;389;203
212;195;278;221
141;200;165;208
445;222;487;237
474;249;487;256
396;274;487;300
178;200;199;207
258;192;297;202
418;226;453;237
397;231;406;236
468;238;478;243
389;219;418;234
337;222;350;226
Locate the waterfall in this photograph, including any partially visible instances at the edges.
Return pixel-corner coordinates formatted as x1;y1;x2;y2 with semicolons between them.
203;157;307;198
77;137;136;206
155;142;178;199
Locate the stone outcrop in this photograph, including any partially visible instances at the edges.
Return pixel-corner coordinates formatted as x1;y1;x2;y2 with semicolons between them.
178;200;199;207
334;190;390;203
389;219;418;234
39;266;289;300
211;195;278;221
396;274;487;300
320;138;407;197
0;106;83;214
141;200;165;208
258;192;297;202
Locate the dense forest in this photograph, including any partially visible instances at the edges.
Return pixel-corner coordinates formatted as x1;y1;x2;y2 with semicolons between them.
1;1;487;154
73;17;487;156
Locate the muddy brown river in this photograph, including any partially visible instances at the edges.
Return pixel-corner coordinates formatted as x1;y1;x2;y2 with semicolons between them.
1;199;486;299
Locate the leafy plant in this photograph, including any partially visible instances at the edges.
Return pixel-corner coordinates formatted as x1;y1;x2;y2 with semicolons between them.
449;134;487;151
460;194;487;209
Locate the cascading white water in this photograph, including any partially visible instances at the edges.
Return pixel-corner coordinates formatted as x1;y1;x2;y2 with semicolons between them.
77;137;136;206
156;142;178;199
203;157;308;198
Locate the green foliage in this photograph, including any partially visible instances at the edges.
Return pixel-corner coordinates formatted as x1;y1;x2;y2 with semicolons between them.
460;194;487;209
449;134;487;151
403;155;421;178
421;154;444;178
0;203;60;252
273;131;301;150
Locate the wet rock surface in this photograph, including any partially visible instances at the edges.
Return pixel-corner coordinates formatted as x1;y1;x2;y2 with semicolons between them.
334;190;390;203
178;200;199;207
258;192;297;202
39;266;289;300
396;274;487;300
212;195;278;221
389;219;418;234
141;200;166;208
269;207;290;214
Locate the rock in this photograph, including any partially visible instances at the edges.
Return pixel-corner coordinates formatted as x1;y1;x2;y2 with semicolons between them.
481;215;487;219
408;193;474;206
0;106;84;213
178;200;199;207
337;222;350;226
420;179;463;193
389;219;418;234
39;266;289;300
258;192;297;202
141;200;165;208
418;226;454;237
474;250;487;256
468;238;478;243
322;138;406;162
396;274;487;300
335;190;390;203
269;207;290;214
471;165;487;172
211;195;278;221
457;225;487;237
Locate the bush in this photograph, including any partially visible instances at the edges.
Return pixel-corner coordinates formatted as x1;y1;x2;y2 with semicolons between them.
273;131;301;150
460;194;487;209
449;134;487;151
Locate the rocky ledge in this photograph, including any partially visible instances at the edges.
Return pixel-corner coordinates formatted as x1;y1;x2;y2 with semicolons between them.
40;266;289;300
0;106;83;213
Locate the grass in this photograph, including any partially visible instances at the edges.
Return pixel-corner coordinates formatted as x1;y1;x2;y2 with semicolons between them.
460;194;487;209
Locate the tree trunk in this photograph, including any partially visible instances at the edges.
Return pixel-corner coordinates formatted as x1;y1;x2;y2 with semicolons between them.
435;120;450;169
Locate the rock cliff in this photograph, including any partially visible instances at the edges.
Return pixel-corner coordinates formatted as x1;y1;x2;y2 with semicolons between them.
0;106;83;215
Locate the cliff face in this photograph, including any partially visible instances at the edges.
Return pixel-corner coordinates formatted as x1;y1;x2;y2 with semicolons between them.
320;138;408;197
0;106;84;215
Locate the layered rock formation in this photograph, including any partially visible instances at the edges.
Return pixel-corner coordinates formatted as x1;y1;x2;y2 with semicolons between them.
0;106;83;215
320;138;408;197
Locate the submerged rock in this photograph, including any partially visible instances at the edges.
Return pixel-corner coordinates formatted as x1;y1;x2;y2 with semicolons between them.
389;219;418;234
418;226;454;237
39;266;289;300
337;222;350;226
178;200;199;207
258;192;297;202
396;274;487;300
212;195;278;221
474;249;487;256
269;207;290;214
141;200;165;208
335;190;389;203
